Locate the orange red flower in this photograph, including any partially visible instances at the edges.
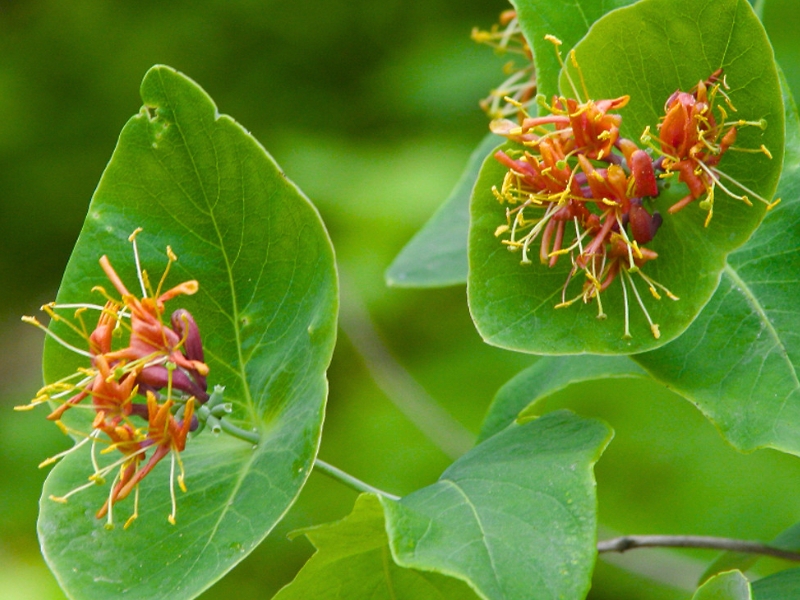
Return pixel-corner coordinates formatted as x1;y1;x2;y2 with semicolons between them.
19;229;211;528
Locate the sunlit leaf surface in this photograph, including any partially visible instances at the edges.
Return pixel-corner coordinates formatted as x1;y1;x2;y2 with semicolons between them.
37;65;337;600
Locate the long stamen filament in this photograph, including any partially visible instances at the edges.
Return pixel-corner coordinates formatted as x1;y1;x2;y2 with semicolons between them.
624;269;660;339
38;435;92;468
619;272;632;339
22;317;92;358
168;452;178;525
128;228;149;298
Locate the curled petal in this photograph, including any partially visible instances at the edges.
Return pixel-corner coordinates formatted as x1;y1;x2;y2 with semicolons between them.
629;150;658;198
628;199;662;245
171;309;205;365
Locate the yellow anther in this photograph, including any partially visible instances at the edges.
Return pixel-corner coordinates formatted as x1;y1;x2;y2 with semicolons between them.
631;241;643;260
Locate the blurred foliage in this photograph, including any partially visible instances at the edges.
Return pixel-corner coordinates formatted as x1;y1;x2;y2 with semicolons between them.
2;0;800;598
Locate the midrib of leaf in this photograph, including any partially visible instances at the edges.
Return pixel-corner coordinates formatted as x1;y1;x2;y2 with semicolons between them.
150;73;274;592
156;70;256;425
176;445;261;590
723;263;800;389
442;479;503;596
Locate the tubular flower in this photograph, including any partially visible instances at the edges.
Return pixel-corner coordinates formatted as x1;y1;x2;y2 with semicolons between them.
18;229;213;528
488;36;673;339
94;393;196;528
646;69;779;225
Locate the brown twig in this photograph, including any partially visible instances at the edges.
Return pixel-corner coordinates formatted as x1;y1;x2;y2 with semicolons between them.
598;535;800;563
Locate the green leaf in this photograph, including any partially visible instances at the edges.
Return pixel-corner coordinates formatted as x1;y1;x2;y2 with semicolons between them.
274;494;478;599
468;0;784;354
701;522;800;584
385;134;502;288
752;568;800;598
692;570;752;600
634;73;800;454
478;356;645;442
511;0;634;100
36;66;337;599
382;410;613;600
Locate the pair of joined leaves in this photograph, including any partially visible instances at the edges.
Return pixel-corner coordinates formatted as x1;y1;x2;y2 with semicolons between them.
391;0;784;354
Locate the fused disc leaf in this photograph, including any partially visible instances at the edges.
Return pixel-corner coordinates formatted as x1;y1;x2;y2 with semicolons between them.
37;66;337;599
382;410;613;600
469;0;783;354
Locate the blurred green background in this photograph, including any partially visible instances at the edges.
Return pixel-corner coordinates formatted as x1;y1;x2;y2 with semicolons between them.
2;0;800;598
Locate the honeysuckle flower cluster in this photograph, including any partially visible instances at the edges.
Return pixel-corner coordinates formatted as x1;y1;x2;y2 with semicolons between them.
18;229;228;528
645;68;779;225
480;30;778;339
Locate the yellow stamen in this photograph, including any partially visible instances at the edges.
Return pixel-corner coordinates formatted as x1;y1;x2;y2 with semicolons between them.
124;485;139;530
22;315;92;358
619;272;632;340
623;269;660;339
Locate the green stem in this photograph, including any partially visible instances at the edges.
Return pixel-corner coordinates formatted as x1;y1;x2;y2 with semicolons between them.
314;458;401;501
217;417;260;445
213;417;399;501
